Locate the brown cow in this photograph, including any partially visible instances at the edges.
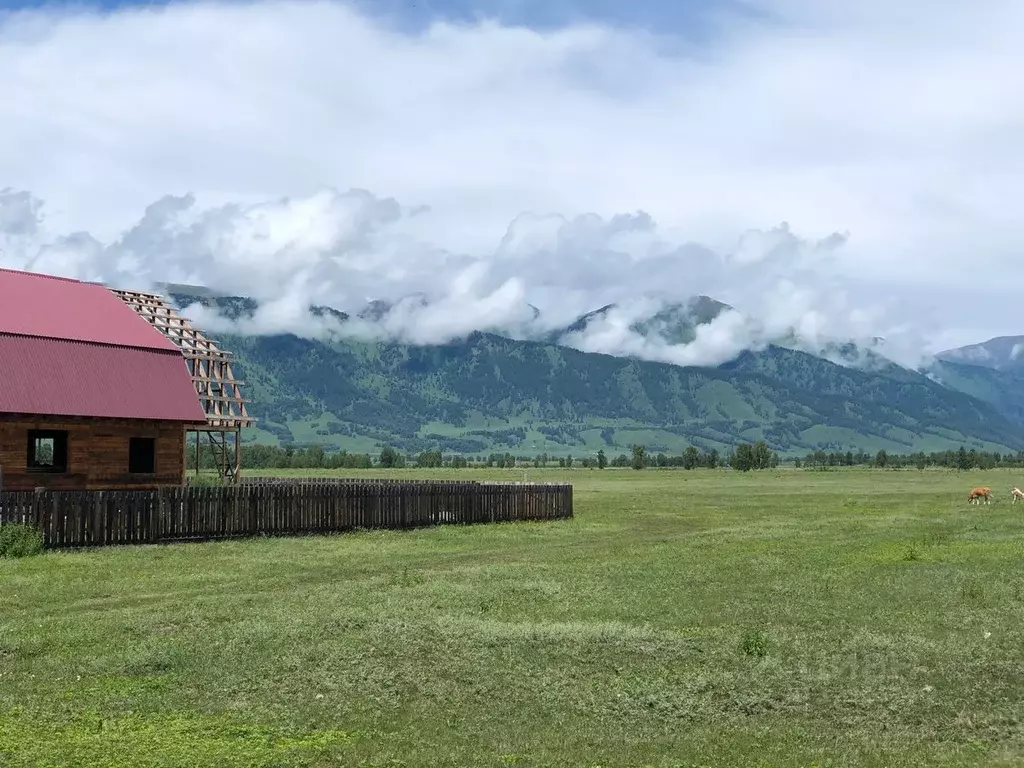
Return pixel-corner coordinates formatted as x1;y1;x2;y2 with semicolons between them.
1012;487;1024;503
968;486;993;504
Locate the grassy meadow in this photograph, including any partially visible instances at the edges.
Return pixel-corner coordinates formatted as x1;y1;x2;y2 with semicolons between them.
3;467;1024;766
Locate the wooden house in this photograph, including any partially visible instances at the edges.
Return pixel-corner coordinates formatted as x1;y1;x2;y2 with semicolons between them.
0;268;209;491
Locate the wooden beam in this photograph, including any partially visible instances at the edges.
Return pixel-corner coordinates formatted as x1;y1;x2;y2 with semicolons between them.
110;288;257;431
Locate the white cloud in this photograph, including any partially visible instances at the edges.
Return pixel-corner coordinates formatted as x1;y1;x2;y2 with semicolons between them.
0;0;1022;361
0;184;935;368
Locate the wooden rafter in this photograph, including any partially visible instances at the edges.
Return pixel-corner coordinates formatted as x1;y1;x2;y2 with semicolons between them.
110;288;256;431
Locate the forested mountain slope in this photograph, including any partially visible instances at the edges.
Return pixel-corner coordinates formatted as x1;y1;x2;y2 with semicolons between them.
160;288;1024;456
217;329;1024;456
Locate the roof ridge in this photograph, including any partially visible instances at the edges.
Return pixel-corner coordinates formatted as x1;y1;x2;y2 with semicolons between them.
0;269;181;352
0;267;84;284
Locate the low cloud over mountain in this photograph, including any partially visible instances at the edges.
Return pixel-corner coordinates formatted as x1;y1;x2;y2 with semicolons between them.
0;185;932;369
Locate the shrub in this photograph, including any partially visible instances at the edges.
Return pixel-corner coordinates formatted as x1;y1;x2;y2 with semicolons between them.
740;628;769;658
0;523;45;558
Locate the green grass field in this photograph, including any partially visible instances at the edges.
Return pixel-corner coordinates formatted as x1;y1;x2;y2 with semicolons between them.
3;468;1024;766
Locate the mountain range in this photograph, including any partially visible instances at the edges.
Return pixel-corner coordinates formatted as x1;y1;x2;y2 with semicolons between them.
935;336;1024;374
158;285;1024;457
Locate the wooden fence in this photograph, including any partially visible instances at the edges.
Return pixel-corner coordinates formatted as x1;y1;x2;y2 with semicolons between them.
0;479;573;550
235;476;483;486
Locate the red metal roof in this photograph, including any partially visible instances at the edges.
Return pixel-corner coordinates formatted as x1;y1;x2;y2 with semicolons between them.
0;268;178;351
0;334;207;422
0;268;207;423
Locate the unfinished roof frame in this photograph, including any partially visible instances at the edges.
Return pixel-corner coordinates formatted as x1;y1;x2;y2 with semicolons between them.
110;288;255;483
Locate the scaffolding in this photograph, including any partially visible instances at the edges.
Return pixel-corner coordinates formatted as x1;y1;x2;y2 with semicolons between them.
110;288;256;483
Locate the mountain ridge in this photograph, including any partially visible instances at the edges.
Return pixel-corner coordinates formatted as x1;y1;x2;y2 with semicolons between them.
935;335;1024;373
163;288;1024;456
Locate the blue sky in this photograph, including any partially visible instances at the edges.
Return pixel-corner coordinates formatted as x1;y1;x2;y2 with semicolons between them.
0;0;765;35
342;0;765;34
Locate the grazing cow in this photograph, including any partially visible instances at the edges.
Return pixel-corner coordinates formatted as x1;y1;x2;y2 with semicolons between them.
1012;487;1024;503
968;486;993;504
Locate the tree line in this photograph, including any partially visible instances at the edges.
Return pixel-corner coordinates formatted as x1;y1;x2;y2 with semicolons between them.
798;446;1024;470
185;441;1024;472
189;441;778;471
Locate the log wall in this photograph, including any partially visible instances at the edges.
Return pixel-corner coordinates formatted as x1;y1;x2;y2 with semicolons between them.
0;416;186;491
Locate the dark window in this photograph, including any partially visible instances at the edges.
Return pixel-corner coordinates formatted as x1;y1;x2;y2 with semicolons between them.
128;437;157;474
27;430;69;473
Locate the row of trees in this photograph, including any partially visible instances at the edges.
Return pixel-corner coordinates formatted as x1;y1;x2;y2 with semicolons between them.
799;446;1024;470
200;441;780;471
382;442;780;472
619;442;780;471
190;441;1024;472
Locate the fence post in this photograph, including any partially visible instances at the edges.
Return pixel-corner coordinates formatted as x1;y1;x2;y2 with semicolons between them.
51;492;60;548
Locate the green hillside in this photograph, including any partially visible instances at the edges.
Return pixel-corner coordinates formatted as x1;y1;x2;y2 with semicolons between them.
163;289;1024;457
214;330;1024;457
922;334;1024;425
924;359;1024;426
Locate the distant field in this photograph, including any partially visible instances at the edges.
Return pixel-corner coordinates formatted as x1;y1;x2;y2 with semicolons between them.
3;468;1024;766
240;414;1012;456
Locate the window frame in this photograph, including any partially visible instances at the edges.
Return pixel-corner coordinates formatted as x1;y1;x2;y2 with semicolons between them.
128;436;158;475
26;429;69;474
